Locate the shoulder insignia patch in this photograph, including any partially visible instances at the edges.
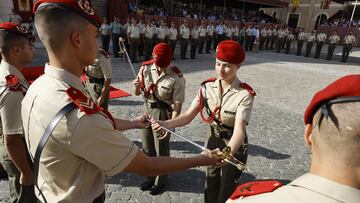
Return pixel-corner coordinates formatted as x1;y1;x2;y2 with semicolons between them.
171;66;183;77
142;60;154;66
5;75;21;91
99;49;110;59
240;83;256;96
201;77;217;85
229;180;282;200
67;87;102;115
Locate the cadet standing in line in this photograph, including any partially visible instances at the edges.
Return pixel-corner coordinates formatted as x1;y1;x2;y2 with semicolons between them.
179;20;190;59
190;24;200;59
227;75;360;203
153;40;254;203
206;22;214;53
270;26;278;50
168;22;178;59
244;25;252;51
109;16;123;58
314;30;327;59
127;18;140;63
326;31;340;60
259;26;267;50
99;17;110;53
138;19;146;58
239;25;246;47
198;21;207;54
215;21;225;48
85;48;112;110
305;31;316;57
0;22;37;203
133;43;186;195
232;24;239;43
285;30;295;54
341;31;356;63
156;21;166;44
25;1;220;202
225;24;233;40
276;27;286;53
144;20;156;61
265;26;272;49
296;28;307;56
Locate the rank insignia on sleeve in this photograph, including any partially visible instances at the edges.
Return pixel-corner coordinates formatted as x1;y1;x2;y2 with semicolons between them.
171;66;183;77
5;74;21;91
142;60;154;66
66;87;102;115
229;180;282;200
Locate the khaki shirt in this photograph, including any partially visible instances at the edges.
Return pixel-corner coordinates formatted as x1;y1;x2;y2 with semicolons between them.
99;23;111;35
137;63;185;105
307;34;316;42
127;24;140;38
207;25;214;36
21;64;138;202
199;26;207;37
138;23;145;34
226;173;360;203
277;29;286;39
169;27;178;40
287;34;295;41
191;28;200;39
145;25;156;39
329;35;340;44
316;33;327;42
245;28;252;36
344;34;356;45
180;26;190;39
156;26;166;39
0;60;29;136
267;29;272;37
85;49;112;80
225;27;233;37
191;77;254;129
233;27;239;37
261;29;268;37
272;29;277;37
298;32;307;41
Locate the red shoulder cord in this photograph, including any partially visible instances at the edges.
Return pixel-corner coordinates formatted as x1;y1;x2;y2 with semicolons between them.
199;85;221;124
140;67;156;98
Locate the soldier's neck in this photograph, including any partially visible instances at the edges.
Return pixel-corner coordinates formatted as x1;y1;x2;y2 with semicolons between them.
48;51;82;77
3;56;24;71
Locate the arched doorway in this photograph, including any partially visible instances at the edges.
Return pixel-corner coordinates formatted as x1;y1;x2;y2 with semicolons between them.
272;10;277;22
314;14;327;29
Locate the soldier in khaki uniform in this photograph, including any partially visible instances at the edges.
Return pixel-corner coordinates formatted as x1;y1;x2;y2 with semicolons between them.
270;26;278;50
133;43;185;195
84;48;112;110
285;31;295;54
0;22;37;203
314;30;327;59
305;31;316;57
259;27;267;50
26;1;220;202
227;75;360;203
127;19;140;63
190;25;200;59
153;40;254;203
198;21;207;54
179;20;190;59
296;28;307;56
144;20;156;61
156;21;166;43
326;31;340;60
276;28;286;53
341;31;356;62
168;22;178;58
206;23;214;53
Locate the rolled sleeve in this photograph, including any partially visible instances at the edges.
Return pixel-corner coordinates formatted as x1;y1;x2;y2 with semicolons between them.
235;94;254;124
172;77;185;104
190;91;200;108
1;91;24;135
70;114;138;176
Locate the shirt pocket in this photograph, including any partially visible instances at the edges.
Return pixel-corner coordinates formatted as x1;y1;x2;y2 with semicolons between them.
221;109;236;127
157;80;173;100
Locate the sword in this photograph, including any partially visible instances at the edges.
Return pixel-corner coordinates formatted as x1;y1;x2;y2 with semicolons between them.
118;37;137;78
147;118;246;171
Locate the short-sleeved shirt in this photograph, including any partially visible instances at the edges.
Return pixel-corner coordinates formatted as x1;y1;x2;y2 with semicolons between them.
85;49;112;80
137;63;185;105
199;26;207;37
110;22;124;34
329;35;340;44
128;25;140;38
298;32;307;40
207;25;214;36
316;33;327;42
344;35;356;44
0;60;29;136
156;26;166;39
99;23;111;35
169;27;178;40
226;173;360;203
191;77;254;129
21;64;138;202
180;25;190;39
191;28;200;39
145;25;156;39
307;34;316;42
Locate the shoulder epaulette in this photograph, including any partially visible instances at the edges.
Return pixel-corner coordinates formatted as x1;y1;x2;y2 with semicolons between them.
171;66;183;78
201;77;217;85
99;49;110;59
5;74;21;91
67;87;102;115
142;60;154;66
240;83;256;96
229;180;282;200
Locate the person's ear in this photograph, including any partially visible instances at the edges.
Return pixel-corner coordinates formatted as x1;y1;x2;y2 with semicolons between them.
70;31;81;49
304;124;313;146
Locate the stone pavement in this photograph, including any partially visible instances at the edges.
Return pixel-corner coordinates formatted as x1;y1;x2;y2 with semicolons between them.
0;44;359;203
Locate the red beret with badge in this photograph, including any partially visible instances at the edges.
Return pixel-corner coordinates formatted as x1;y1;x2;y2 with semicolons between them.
304;74;360;125
216;40;245;64
33;0;100;27
152;42;173;68
0;22;29;37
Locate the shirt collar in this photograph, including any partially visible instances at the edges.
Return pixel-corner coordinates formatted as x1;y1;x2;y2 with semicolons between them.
44;63;84;92
290;173;360;203
0;60;28;85
210;77;241;93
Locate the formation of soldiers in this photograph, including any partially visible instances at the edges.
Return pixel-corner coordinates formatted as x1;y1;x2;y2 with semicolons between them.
123;18;357;63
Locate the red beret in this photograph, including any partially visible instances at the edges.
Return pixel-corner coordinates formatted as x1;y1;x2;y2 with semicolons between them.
304;74;360;124
152;43;172;68
0;22;29;37
33;0;100;27
216;40;245;64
